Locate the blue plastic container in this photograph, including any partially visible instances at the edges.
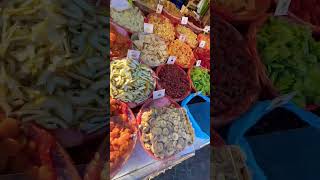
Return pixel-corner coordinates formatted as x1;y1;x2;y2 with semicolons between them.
228;100;320;180
182;92;210;150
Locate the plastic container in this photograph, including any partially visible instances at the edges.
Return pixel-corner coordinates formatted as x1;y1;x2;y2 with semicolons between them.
181;93;210;150
156;64;192;102
228;100;320;180
136;96;185;160
213;0;271;25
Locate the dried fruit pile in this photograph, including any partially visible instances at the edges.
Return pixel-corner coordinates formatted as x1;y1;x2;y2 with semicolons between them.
0;0;108;133
110;99;136;177
139;106;194;159
212;17;259;124
157;64;191;101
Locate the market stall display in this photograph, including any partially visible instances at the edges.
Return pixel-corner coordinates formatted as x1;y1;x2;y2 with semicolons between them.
249;15;320;107
109;1;210;178
212;16;260;127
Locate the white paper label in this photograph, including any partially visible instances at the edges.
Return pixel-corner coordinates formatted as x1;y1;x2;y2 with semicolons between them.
111;0;131;11
199;41;206;48
153;89;165;99
167;56;176;64
144;23;154;34
181;17;188;24
275;0;291;16
203;26;210;33
156;4;163;13
179;34;186;42
196;60;201;67
127;50;140;60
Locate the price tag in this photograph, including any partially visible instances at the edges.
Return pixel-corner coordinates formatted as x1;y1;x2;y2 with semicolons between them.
167;56;176;64
156;4;163;13
199;41;206;48
196;60;201;67
144;23;154;33
127;50;140;60
179;34;186;42
203;26;210;33
266;92;296;111
275;0;291;16
181;16;188;25
153;89;165;99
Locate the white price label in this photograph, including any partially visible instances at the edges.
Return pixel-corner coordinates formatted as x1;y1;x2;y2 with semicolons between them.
153;89;165;99
181;16;188;24
196;60;201;67
156;4;163;13
203;26;210;33
167;56;176;64
179;34;186;42
275;0;291;16
199;41;206;48
127;50;140;60
144;23;154;34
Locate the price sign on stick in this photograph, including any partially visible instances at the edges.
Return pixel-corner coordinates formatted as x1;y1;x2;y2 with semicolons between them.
144;23;154;33
179;34;186;42
153;89;165;99
196;60;201;67
199;41;206;48
275;0;291;16
203;26;210;33
167;56;176;64
156;4;163;13
181;17;188;24
127;50;140;61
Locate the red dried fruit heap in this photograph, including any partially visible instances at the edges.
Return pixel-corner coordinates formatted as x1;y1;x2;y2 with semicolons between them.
157;64;191;100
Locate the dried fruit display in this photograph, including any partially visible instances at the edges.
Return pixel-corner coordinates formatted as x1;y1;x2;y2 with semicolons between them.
111;22;132;59
139;106;194;159
110;99;136;178
156;64;191;101
133;34;168;67
0;0;108;136
212;17;259;127
111;6;144;33
176;25;199;49
0;116;81;180
110;59;155;106
168;40;195;68
197;34;210;50
148;14;176;42
193;47;210;70
190;67;210;96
